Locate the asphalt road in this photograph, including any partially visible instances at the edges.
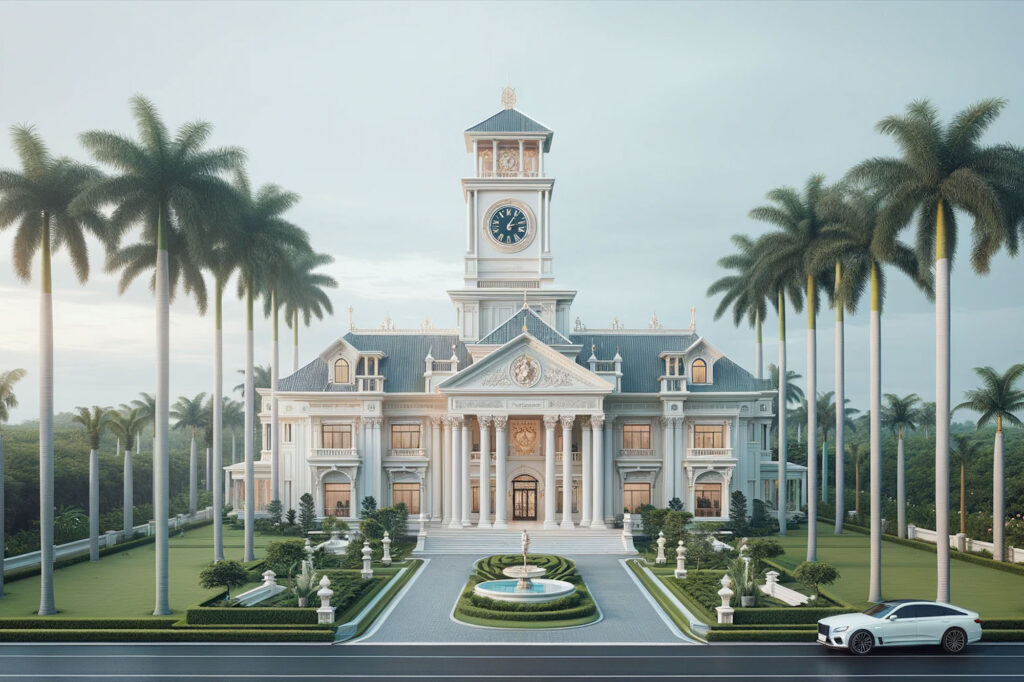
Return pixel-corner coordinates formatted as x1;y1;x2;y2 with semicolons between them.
0;642;1022;681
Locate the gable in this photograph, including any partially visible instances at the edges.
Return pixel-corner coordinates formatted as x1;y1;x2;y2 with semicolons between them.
477;307;573;347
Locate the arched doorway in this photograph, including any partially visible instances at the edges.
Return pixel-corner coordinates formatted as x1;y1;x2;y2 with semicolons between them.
512;474;538;521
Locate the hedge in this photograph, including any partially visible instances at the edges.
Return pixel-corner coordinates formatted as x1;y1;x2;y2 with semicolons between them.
474;554;579;583
0;618;178;630
175;623;332;630
982;629;1024;641
0;629;333;642
980;619;1024;629
705;628;816;642
455;601;596;623
185;607;316;625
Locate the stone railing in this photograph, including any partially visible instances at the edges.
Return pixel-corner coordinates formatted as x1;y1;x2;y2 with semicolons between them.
313;448;359;458
389;448;426;457
907;524;1024;564
618;448;657;458
687;447;733;458
355;375;383;392
660;377;685;393
555;451;581;463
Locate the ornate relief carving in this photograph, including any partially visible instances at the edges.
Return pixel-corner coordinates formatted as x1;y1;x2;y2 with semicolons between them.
548;399;595;409
510;354;541;388
482;366;513;387
511;421;538;455
539;366;574;388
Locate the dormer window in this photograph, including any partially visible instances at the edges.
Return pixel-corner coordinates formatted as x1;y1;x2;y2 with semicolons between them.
691;358;707;384
333;359;350;384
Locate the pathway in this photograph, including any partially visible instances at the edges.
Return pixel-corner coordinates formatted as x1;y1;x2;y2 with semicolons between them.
356;554;691;643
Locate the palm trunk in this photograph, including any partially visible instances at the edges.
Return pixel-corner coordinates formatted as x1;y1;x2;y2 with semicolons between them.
806;274;817;563
244;285;256;562
869;261;882;603
855;459;861;519
835;262;845;535
777;290;788;535
154;208;171;616
993;416;1004;561
271;289;280;503
821;435;828;504
897;430;906;538
205;447;211;492
935;200;951;603
213;277;224;561
123;448;133;535
38;212;56;615
293;309;299;374
755;308;763;380
960;459;966;536
89;448;99;561
1;430;6;597
189;435;198;514
231;432;236;465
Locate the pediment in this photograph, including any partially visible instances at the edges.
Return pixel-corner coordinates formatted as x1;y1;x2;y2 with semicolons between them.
438;333;612;394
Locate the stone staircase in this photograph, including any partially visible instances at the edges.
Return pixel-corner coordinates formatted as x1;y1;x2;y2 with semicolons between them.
414;527;635;555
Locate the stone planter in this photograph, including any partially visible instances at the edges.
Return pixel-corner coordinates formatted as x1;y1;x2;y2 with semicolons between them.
741;596;756;607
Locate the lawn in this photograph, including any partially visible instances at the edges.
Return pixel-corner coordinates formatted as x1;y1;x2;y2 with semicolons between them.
772;522;1024;619
0;525;281;618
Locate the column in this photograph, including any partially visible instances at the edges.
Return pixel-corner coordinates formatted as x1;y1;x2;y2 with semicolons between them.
581;418;593;527
538;140;544;176
543;415;558;529
491;140;497;175
442;417;452;524
723;469;734;519
494;417;508;529
685;466;696;512
478;416;492;528
371;417;383;503
661;417;673;505
603;417;614;522
673;417;684;500
430;416;443;522
591;416;605;528
448;417;462;529
560;415;575;529
461;418;472;526
518;139;524;176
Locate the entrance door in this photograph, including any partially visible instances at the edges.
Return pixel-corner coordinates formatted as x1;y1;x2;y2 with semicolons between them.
512;475;537;521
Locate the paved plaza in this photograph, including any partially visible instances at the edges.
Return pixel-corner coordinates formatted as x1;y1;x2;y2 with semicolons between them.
356;555;693;644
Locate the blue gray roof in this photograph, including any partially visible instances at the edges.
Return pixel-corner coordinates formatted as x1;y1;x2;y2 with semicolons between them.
466;109;553;151
476;308;574;347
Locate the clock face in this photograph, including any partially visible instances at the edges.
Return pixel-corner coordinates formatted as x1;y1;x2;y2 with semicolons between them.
487;204;530;248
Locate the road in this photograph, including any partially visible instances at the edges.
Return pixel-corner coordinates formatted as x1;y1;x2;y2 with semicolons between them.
0;642;1022;681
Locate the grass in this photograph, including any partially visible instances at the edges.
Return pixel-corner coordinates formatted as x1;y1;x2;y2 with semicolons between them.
773;522;1024;618
0;525;282;618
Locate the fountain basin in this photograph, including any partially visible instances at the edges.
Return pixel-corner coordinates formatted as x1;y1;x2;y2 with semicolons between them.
474;579;576;603
502;565;547;581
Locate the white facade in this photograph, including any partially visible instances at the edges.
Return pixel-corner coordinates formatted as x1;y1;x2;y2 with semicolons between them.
228;93;792;530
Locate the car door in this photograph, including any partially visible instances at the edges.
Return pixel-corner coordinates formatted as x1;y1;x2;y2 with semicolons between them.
881;605;922;645
913;604;961;644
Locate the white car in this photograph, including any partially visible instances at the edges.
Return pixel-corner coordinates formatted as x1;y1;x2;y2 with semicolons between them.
817;600;982;655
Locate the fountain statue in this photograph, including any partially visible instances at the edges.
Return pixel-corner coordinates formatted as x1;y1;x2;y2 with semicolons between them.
472;530;575;604
500;530;546;590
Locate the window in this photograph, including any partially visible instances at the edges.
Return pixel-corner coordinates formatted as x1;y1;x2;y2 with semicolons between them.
284;423;293;443
324;482;351;517
556;483;580;514
693;424;725;449
695;481;722;517
333;359;350;384
914;604;964;618
322;424;352;449
392;482;420;514
252;479;271;511
623;424;651;449
391;424;420;449
471;483;497;513
691;358;707;383
623;482;651;513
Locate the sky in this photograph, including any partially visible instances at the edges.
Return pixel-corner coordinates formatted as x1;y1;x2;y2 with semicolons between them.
1;1;1022;423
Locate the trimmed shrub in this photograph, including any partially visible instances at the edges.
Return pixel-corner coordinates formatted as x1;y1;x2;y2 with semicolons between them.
263;539;308;576
732;607;848;625
706;628;816;642
0;619;178;630
0;629;334;642
185;608;316;625
455;602;596;623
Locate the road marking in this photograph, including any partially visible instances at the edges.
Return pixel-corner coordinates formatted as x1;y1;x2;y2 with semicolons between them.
0;675;1022;679
0;653;1020;659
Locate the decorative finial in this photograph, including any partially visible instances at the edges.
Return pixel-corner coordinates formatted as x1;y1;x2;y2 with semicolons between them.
690;306;697;331
592;343;596;353
522;289;529;309
649;313;663;329
347;305;354;330
501;85;516;110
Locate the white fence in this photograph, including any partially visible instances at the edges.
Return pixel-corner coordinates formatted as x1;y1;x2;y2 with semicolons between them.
3;507;214;574
906;524;1024;564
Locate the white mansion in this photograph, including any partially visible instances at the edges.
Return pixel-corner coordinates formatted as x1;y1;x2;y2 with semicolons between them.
227;92;806;532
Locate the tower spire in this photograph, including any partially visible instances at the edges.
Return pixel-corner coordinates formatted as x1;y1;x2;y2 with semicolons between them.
501;84;516;110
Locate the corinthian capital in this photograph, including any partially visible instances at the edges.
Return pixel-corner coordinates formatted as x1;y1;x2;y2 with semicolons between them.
492;415;508;430
559;415;575;428
430;416;443;427
590;414;605;429
479;415;493;427
542;415;559;428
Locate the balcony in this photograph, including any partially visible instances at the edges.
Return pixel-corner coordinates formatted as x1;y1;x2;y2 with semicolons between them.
619;448;657;458
659;377;686;393
687;447;733;458
355;375;383;392
310;448;359;460
389;448;426;458
555;451;581;463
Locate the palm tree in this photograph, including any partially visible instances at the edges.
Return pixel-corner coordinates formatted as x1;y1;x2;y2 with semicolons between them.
768;364;804;434
918;403;937;438
71;406;110;562
230;170;309;561
707;234;770;379
851;98;1024;602
816;391;858;505
790;400;807;445
881;393;921;539
280;251;336;374
79;96;243;614
131;392;156;456
235;364;271;451
171;393;209;515
850;442;868;520
107;406;147;536
954;365;1024;561
0;368;27;598
765;357;804;534
950;434;983;536
0;126;106;615
813;185;930;600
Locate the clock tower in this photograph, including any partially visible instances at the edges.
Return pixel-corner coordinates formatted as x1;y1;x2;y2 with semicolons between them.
449;88;577;341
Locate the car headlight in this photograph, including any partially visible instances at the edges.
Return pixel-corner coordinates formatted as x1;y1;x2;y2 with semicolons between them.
832;625;849;633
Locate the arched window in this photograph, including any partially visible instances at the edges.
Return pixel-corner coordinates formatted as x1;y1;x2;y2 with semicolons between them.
334;359;350;384
691;358;707;384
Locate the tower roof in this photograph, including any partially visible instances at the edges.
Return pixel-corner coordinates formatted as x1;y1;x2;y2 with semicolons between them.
465;108;553;151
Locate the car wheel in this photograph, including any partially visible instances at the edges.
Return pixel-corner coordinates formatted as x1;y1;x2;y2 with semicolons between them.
848;630;874;655
941;628;967;654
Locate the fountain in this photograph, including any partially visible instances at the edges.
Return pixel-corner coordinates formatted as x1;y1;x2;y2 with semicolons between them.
472;530;576;603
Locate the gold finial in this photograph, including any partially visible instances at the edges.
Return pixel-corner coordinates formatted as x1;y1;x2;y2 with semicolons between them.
501;85;516;110
522;289;529;309
591;343;596;353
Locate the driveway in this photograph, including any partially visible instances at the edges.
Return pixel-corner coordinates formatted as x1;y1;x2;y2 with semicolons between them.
355;554;692;643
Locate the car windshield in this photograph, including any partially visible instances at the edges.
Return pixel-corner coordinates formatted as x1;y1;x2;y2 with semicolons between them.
863;603;899;618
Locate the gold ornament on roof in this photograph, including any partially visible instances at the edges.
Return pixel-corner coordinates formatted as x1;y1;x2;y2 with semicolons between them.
501;85;516;110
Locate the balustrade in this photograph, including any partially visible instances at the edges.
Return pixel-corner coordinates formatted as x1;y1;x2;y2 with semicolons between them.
312;448;359;458
686;447;733;458
618;448;657;458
